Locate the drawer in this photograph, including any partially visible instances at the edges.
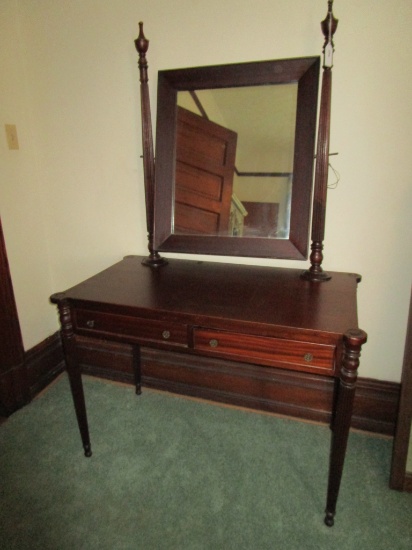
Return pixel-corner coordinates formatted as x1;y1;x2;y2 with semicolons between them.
193;329;336;374
74;309;188;348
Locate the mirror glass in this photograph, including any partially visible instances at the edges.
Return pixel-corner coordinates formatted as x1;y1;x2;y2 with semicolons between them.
154;57;320;259
176;84;297;239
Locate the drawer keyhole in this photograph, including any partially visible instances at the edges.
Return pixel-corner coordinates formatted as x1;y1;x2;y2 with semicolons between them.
86;320;95;328
209;338;219;348
162;330;171;340
304;353;313;363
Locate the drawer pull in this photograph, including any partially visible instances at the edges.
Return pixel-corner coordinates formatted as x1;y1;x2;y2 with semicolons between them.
162;330;171;340
86;320;95;328
304;353;313;363
209;338;219;348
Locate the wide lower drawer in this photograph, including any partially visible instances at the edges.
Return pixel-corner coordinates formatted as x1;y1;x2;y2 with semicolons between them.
74;309;188;348
193;328;336;374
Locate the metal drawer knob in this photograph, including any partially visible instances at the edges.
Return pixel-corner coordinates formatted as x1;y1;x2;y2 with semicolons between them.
304;353;313;363
209;338;219;348
86;320;95;328
162;330;171;340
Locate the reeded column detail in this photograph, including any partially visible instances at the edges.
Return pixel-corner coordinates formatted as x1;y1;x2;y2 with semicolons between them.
135;22;167;267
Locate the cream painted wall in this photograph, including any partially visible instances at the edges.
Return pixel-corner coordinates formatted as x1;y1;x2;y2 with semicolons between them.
0;1;57;347
1;0;411;383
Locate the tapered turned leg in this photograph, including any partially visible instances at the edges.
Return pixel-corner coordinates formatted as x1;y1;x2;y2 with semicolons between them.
55;296;92;457
132;345;142;395
66;366;92;457
324;328;367;527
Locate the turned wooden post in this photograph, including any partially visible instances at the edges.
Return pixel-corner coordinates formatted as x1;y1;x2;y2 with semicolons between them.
52;293;92;457
324;328;367;526
302;1;338;282
135;22;167;267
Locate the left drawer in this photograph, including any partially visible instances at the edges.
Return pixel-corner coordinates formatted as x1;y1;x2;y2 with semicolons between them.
74;309;188;348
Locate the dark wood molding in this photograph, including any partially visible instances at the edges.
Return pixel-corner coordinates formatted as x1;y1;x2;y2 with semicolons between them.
352;377;400;435
0;216;27;414
76;335;400;436
25;332;65;398
1;332;64;419
0;361;28;416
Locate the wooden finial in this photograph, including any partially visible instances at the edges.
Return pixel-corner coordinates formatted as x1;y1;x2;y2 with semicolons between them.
135;22;150;80
321;1;338;68
135;22;149;54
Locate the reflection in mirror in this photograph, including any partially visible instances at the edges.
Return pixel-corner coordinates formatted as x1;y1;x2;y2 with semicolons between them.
175;84;297;239
154;57;320;260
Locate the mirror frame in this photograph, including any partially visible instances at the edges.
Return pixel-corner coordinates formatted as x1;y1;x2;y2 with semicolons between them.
153;56;320;260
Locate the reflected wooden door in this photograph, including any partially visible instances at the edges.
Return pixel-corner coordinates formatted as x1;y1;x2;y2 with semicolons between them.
0;216;27;415
174;107;237;235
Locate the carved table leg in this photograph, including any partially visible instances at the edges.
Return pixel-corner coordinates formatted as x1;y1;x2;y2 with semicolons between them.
132;345;142;395
56;297;92;457
324;329;367;526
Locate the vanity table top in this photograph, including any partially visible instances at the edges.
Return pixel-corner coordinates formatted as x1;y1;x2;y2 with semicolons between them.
52;256;360;340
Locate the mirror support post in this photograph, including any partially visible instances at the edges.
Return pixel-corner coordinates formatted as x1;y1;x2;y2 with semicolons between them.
135;22;167;268
302;1;337;282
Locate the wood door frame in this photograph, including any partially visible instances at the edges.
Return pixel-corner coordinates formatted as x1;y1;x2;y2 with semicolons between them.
0;215;28;415
390;287;412;491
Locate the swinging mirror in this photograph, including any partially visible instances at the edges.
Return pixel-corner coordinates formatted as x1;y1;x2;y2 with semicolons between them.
153;56;320;259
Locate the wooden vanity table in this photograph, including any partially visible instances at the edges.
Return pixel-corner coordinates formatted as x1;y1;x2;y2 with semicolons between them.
51;1;367;527
51;255;366;527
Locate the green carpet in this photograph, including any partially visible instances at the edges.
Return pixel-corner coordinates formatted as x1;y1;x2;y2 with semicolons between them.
1;375;411;550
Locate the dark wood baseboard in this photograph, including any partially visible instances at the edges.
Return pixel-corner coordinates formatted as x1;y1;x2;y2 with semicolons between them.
25;332;65;398
0;332;65;418
0;360;28;415
76;335;400;436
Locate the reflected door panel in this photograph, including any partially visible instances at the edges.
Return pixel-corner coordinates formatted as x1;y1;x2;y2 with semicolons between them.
175;107;237;235
177;86;296;239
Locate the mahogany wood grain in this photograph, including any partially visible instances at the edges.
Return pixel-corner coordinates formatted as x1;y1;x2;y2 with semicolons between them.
53;256;359;336
193;328;336;375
